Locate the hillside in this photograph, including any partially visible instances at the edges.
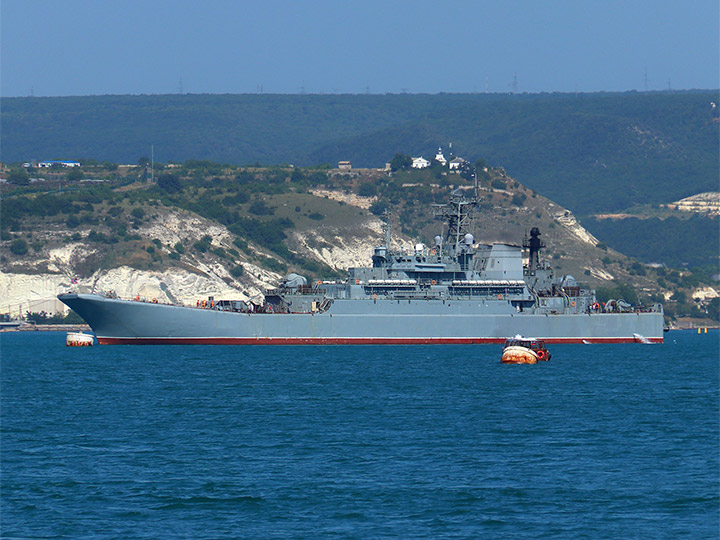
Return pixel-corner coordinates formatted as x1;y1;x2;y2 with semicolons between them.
1;162;717;324
2;91;718;216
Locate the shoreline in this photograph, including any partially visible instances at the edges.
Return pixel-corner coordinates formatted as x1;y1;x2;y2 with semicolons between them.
1;324;92;333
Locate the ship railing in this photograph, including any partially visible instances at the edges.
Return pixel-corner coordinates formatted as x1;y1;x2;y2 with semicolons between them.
367;279;418;285
271;286;327;295
452;280;524;286
448;285;525;297
387;290;445;300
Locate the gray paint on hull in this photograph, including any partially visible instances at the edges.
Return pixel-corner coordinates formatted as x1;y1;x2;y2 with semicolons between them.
59;293;664;343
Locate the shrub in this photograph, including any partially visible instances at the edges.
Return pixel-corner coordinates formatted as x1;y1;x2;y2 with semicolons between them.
257;256;287;273
157;173;182;192
358;183;377;197
369;200;389;216
230;265;245;278
308;212;325;221
131;207;145;219
193;239;210;252
174;242;185;254
233;237;248;252
8;169;30;185
10;238;28;255
66;168;84;181
249;200;273;216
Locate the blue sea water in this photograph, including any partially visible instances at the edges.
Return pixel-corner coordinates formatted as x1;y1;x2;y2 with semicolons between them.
1;330;718;539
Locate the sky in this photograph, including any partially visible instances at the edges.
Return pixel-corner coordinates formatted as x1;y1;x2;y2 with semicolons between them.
1;0;718;97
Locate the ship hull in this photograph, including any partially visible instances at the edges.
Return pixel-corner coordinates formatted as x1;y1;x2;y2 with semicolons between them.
59;293;664;345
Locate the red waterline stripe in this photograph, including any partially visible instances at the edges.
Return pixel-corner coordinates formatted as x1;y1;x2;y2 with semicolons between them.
96;336;663;345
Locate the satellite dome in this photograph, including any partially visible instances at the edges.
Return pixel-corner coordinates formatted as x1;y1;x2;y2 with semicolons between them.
283;273;307;288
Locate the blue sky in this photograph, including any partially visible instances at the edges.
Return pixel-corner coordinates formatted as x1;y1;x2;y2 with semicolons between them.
1;0;718;97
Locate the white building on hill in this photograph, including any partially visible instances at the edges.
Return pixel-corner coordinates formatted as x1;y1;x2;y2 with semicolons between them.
412;156;430;169
449;157;467;170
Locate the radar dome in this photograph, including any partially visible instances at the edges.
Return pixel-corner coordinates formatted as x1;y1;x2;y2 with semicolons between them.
283;273;307;289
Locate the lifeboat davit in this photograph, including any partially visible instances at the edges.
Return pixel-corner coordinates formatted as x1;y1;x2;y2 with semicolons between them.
501;335;550;364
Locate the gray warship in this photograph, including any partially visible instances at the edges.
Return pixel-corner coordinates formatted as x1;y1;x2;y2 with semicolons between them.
59;188;664;345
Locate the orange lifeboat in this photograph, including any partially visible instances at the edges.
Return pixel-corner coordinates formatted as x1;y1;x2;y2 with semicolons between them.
501;336;551;364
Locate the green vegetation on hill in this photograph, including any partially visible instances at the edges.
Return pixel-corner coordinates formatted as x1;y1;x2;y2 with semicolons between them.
1;160;718;323
2;91;717;216
584;215;718;268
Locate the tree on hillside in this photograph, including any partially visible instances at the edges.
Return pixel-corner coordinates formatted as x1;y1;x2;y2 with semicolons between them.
66;167;84;181
7;168;30;185
358;182;377;197
457;161;476;182
10;238;28;255
390;153;412;172
157;173;181;192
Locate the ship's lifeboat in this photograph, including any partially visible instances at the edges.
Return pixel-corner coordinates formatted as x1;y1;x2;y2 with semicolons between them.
501;335;551;364
66;332;94;347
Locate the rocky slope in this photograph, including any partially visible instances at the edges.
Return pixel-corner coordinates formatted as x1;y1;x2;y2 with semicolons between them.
1;179;669;319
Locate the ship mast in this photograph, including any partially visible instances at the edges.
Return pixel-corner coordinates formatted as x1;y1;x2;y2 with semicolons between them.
433;187;479;253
